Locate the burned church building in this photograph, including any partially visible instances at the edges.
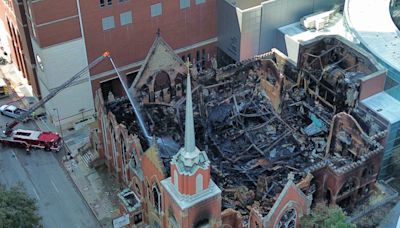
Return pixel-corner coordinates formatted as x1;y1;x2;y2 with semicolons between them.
93;35;388;227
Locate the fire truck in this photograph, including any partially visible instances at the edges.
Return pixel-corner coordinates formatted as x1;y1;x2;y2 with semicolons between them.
0;52;112;153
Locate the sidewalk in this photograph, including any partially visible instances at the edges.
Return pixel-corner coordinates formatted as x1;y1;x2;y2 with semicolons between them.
0;62;120;227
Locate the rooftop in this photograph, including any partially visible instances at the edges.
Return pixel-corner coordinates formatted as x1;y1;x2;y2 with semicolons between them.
361;91;400;124
345;0;400;83
225;0;269;10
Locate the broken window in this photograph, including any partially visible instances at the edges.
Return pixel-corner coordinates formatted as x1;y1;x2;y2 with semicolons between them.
152;184;161;214
361;165;374;178
118;189;140;212
134;182;141;196
121;138;128;182
277;208;297;228
194;218;210;228
111;128;118;170
134;213;143;224
338;177;357;197
129;150;138;170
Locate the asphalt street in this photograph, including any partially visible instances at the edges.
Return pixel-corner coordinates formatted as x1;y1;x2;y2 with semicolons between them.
0;97;99;227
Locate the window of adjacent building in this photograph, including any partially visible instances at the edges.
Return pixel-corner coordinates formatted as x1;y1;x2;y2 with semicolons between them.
99;0;105;7
394;129;400;147
180;0;190;9
195;0;205;5
102;16;115;30
120;11;132;26
107;0;112;5
151;3;162;17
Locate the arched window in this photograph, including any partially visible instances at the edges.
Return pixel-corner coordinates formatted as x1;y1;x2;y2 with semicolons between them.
196;174;203;194
325;189;332;205
174;170;179;188
102;115;109;158
362;165;374;178
338;177;357;197
168;211;178;228
152;184;161;214
129;150;138;171
134;181;141;196
111;127;118;170
277;208;297;228
121;137;128;182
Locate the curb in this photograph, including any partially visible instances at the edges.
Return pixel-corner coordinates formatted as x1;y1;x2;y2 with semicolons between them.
15;88;104;227
30;118;104;227
2;63;105;227
58;151;104;228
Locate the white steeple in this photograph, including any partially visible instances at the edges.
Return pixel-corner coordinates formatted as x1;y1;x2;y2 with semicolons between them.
180;61;200;167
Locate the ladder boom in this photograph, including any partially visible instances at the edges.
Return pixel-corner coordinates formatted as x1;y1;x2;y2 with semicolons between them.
4;53;109;136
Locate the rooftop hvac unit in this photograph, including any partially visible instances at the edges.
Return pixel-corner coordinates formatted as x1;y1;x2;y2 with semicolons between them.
301;10;335;31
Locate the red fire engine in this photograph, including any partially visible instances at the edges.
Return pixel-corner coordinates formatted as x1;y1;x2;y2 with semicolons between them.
0;52;111;153
0;129;61;152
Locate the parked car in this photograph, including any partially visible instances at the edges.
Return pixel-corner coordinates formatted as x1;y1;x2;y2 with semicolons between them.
0;105;29;121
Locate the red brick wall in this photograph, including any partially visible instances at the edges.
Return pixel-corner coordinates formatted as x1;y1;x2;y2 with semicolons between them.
35;18;81;47
163;188;221;228
171;164;211;195
79;0;217;76
269;186;309;228
29;0;81;47
31;0;78;24
359;71;386;100
312;151;382;206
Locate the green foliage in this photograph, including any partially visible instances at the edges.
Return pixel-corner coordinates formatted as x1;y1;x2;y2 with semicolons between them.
300;203;355;228
0;184;41;228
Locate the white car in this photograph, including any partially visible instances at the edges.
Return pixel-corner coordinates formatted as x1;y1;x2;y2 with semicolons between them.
0;104;29;121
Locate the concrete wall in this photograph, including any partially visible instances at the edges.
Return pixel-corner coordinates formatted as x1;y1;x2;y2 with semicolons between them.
217;0;241;61
31;37;94;128
240;7;262;60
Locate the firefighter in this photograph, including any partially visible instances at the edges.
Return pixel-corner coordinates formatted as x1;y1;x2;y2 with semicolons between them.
26;145;31;155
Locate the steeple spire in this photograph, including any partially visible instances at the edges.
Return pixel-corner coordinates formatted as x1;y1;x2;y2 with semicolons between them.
184;60;195;154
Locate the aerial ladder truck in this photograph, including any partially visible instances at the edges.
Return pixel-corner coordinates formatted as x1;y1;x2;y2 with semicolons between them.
0;52;112;153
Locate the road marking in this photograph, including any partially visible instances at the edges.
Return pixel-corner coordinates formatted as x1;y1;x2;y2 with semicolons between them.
32;187;40;201
11;151;19;163
11;151;41;201
51;179;60;193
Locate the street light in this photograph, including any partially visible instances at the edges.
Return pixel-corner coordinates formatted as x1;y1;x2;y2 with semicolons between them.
53;108;67;160
53;108;63;138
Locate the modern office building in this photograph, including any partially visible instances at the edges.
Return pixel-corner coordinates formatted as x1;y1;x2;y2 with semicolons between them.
217;0;343;62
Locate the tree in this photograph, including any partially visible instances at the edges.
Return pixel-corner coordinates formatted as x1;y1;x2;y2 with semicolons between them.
300;203;355;228
0;184;41;228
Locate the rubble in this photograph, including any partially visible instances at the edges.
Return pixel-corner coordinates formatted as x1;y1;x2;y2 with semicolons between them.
103;36;387;226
